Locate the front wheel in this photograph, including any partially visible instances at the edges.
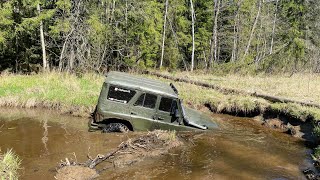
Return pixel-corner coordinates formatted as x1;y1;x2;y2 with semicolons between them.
101;123;129;133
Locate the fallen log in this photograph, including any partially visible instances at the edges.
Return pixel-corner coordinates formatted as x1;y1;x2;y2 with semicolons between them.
144;71;320;109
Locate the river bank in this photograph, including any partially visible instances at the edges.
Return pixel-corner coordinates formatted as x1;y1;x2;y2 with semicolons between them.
0;71;319;160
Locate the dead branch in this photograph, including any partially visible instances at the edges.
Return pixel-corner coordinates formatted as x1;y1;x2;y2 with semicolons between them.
88;143;127;169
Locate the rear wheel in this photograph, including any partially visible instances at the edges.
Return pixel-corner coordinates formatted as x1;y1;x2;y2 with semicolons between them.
101;123;129;133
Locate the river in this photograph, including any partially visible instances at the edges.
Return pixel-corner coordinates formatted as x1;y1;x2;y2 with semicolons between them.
0;107;311;179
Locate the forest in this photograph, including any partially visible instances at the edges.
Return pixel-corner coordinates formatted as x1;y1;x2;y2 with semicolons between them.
0;0;320;74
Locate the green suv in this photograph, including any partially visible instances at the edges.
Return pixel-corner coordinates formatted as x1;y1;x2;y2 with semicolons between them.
90;71;218;132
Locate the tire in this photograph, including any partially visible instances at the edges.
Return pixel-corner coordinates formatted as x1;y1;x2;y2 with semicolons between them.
101;123;129;133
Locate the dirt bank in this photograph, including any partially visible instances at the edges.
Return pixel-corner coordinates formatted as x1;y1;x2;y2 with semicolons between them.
55;130;183;180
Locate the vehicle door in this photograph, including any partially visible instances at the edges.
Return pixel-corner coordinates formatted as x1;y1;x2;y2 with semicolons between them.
130;92;158;131
154;96;181;130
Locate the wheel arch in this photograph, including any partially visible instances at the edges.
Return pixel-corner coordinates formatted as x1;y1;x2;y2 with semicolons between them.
101;118;134;131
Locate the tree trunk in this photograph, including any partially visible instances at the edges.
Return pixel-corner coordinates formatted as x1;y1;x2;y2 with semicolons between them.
243;0;262;60
167;18;188;71
213;0;220;64
160;0;168;69
37;4;48;71
58;29;74;72
209;0;221;67
190;0;195;72
270;0;279;55
231;0;242;62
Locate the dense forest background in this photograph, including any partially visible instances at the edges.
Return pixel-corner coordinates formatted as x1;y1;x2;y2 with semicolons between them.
0;0;320;74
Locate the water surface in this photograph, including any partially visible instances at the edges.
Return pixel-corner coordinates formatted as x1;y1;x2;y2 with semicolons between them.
0;108;309;179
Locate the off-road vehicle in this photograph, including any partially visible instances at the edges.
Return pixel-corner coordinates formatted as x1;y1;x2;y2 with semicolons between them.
90;71;218;132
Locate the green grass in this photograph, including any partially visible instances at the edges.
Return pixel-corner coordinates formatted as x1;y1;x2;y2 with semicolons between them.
0;71;104;116
270;103;320;122
0;149;21;180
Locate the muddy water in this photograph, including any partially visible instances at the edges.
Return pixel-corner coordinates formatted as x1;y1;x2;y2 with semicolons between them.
0;108;310;180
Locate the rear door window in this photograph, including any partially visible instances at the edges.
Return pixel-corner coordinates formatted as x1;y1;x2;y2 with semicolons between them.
134;93;157;109
107;85;136;103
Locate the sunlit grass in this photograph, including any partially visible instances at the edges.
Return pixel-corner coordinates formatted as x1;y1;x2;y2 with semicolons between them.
159;71;320;104
0;71;104;116
0;149;21;180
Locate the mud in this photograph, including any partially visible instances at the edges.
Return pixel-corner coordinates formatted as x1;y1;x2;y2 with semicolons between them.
257;111;318;144
0;107;313;179
54;130;183;179
55;166;98;180
113;130;182;167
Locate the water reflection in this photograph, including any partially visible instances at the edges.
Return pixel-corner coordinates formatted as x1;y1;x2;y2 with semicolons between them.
41;117;49;156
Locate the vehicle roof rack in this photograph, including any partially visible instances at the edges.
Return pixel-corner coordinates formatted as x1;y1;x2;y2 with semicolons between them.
170;83;179;95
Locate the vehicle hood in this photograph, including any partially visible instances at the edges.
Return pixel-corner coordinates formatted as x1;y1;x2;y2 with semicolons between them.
183;107;219;129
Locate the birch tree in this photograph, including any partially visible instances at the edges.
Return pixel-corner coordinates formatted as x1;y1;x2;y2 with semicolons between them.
37;3;48;71
160;0;169;69
190;0;195;71
270;0;279;55
243;0;262;60
209;0;221;67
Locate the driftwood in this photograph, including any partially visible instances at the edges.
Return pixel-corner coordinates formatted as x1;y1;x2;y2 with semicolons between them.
87;143;127;169
57;130;181;174
144;71;320;109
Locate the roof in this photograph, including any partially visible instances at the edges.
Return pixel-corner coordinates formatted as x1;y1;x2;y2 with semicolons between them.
105;71;178;98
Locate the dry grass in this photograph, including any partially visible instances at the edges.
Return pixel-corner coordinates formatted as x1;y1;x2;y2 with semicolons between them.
160;71;320;104
174;81;270;114
0;149;21;180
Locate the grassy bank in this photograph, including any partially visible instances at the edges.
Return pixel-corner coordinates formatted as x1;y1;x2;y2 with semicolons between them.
143;73;320;123
158;71;320;104
0;149;21;180
0;72;103;116
1;71;320;131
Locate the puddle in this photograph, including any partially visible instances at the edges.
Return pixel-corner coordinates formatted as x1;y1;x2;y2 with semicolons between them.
0;108;309;179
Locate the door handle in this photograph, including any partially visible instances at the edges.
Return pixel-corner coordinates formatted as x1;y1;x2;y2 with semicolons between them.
131;112;137;115
158;117;164;120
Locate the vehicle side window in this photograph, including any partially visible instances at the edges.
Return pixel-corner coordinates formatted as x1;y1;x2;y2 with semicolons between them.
144;94;157;108
107;85;136;103
134;93;157;109
159;97;173;112
134;93;145;106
